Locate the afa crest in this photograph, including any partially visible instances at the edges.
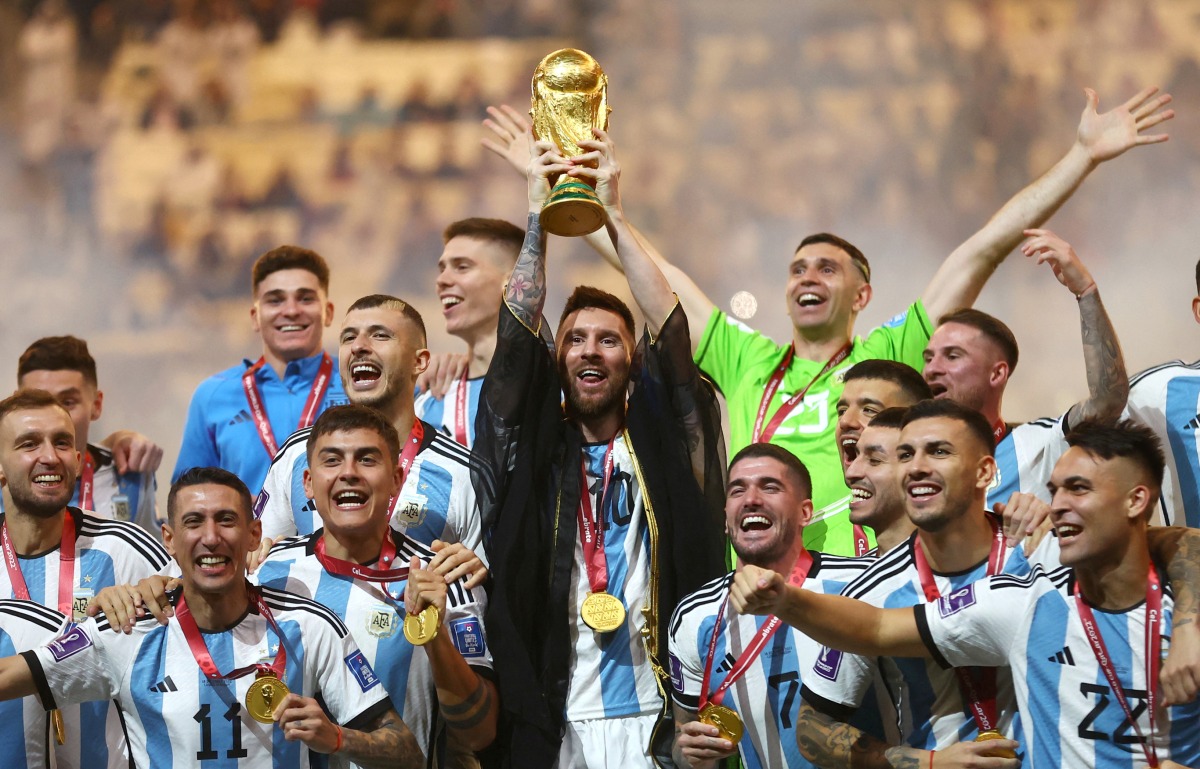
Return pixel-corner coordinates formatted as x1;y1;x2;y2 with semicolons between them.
393;494;428;528
367;605;399;639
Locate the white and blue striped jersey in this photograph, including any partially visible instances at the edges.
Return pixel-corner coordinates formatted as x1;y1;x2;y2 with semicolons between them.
414;377;483;449
801;529;1061;751
1127;361;1200;528
24;586;393;769
255;423;484;562
917;565;1200;768
0;508;170;768
0;600;69;769
565;437;659;722
255;530;492;768
986;415;1069;509
668;553;875;769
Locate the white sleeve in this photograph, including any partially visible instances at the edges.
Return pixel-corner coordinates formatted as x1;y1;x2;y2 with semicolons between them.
443;582;492;671
915;576;1028;669
449;477;487;567
666;608;706;712
28;618;122;708
313;622;391;728
256;451;299;541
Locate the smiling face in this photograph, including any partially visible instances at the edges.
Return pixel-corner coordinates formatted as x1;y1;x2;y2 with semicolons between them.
435;236;512;343
922;322;1006;411
836;378;911;469
556;307;633;422
1048;447;1150;569
339;306;429;411
725;455;813;569
785;242;871;337
250;268;334;363
0;405;79;518
896;416;995;533
846;423;906;530
17;369;101;453
303;427;400;541
163;483;259;599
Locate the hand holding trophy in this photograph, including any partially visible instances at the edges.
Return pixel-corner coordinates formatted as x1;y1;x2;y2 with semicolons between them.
530;48;611;237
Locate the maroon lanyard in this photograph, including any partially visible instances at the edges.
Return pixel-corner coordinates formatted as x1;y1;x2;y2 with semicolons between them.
751;343;851;442
913;517;1006;733
1075;566;1162;767
386;420;425;519
175;586;286;681
578;439;617;595
1;509;76;614
699;549;814;711
453;370;470;446
241;353;334;458
78;453;94;511
314;534;409;584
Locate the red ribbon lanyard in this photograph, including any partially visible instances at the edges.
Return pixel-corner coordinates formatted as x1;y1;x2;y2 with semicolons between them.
752;343;852;442
699;549;815;711
853;524;870;557
314;534;409;584
913;516;1006;732
176;585;286;681
992;419;1007;445
242;353;334;458
1075;566;1162;768
1;510;76;614
78;452;94;511
578;439;617;595
453;370;470;446
386;420;426;519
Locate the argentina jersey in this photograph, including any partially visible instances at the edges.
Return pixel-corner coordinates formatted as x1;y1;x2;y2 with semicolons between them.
255;530;492;767
917;566;1200;768
1127;361;1200;528
987;416;1069;509
564;437;658;721
414;377;484;448
668;553;874;768
0;600;68;769
24;586;391;769
801;530;1059;753
256;422;485;563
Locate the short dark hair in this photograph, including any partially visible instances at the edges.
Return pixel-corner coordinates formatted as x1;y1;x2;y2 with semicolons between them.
867;406;908;431
18;336;98;388
937;308;1019;372
900;398;996;456
443;218;524;265
346;294;427;346
167;467;254;523
1195;258;1199;295
797;232;870;283
843;360;932;404
251;245;330;294
558;286;636;340
1065;420;1165;495
728;443;813;499
0;389;70;429
306;405;401;466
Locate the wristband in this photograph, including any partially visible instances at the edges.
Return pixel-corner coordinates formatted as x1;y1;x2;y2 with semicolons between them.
333;724;344;754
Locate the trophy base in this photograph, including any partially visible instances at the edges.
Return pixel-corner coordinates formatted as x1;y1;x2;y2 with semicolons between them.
540;181;606;237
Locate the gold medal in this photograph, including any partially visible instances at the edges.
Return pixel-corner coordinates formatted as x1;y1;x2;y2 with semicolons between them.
52;709;65;745
974;729;1015;758
699;703;744;745
403;605;440;646
580;591;626;633
245;675;289;724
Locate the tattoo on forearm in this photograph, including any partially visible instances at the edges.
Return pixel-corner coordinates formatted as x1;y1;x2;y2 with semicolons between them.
1153;528;1200;623
344;709;422;769
796;703;893;769
1076;292;1127;422
506;213;548;326
442;679;493;731
883;746;925;769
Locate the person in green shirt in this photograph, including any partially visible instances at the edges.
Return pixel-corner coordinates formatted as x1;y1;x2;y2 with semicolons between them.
480;85;1173;555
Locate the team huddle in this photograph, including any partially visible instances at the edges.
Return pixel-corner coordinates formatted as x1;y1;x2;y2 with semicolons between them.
0;85;1197;769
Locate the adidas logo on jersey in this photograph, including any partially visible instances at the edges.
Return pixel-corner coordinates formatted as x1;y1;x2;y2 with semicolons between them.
228;410;252;427
1047;646;1075;666
149;676;179;693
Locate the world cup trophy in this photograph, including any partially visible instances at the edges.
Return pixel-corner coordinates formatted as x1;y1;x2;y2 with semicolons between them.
531;48;610;237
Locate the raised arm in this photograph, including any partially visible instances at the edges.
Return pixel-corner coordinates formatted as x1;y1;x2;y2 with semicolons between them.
921;86;1173;322
1020;229;1127;425
1148;527;1200;704
504;130;564;330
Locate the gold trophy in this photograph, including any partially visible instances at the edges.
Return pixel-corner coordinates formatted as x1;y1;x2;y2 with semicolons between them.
531;48;611;237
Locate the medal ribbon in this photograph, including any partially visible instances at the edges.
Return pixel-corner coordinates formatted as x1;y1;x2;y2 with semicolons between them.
853;524;870;557
242;353;334;458
1075;565;1162;768
176;585;287;681
1;509;76;615
386;420;426;518
913;516;1006;732
751;343;851;442
578;439;617;595
699;549;815;711
78;452;94;511
453;370;470;446
314;534;409;584
992;419;1007;445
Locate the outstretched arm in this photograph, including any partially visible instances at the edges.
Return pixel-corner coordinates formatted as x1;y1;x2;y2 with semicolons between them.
1148;527;1200;704
921;86;1173;322
1020;229;1127;425
503;129;565;330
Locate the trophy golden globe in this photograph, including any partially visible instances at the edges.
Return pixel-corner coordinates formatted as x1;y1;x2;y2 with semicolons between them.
531;48;610;237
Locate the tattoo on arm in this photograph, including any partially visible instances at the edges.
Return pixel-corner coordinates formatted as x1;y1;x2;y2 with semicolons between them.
1072;291;1128;424
1149;527;1200;626
796;702;898;769
505;212;548;328
441;678;494;731
342;708;422;769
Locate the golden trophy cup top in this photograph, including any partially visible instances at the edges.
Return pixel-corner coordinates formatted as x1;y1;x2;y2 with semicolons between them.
531;48;610;158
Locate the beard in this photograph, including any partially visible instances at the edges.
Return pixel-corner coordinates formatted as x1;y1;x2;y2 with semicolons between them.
8;479;73;518
562;373;628;421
